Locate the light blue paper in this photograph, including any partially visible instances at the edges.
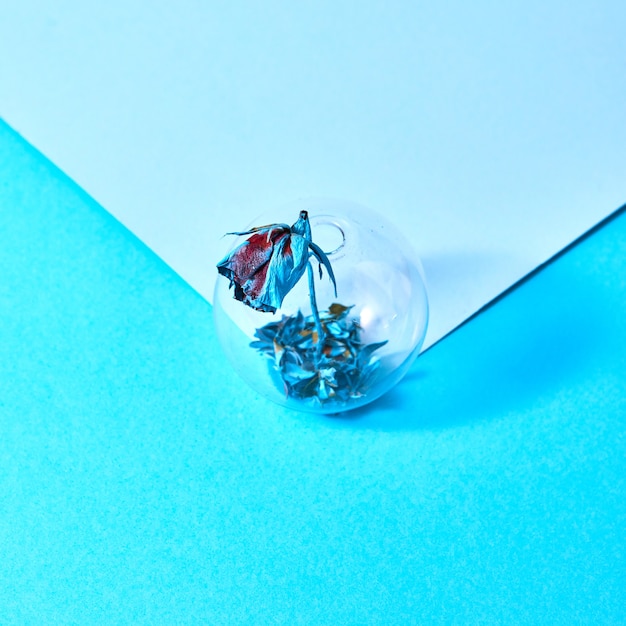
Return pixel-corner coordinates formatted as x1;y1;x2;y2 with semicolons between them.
1;0;625;347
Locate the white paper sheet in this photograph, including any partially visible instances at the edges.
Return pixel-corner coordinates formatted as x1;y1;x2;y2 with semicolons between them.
2;1;624;349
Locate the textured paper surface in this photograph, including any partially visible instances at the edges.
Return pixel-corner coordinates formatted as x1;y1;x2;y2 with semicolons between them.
2;123;625;624
2;1;625;348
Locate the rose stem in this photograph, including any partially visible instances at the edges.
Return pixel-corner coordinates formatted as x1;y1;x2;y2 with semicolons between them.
306;260;325;358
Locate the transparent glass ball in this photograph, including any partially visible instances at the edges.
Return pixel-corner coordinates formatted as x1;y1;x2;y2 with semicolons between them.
213;198;429;414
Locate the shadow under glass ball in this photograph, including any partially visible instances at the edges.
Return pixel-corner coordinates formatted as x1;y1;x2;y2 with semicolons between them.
213;198;429;414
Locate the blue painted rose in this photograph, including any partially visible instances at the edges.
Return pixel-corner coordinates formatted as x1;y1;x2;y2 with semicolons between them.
217;211;336;313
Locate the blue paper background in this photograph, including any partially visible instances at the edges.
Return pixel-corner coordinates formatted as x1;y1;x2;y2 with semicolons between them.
1;122;625;622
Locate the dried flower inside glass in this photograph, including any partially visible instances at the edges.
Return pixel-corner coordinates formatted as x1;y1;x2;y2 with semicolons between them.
214;199;428;414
